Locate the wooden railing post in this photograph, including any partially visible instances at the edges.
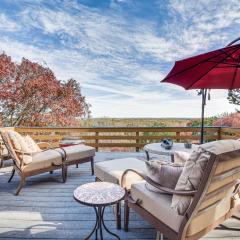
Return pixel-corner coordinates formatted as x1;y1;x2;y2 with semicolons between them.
95;132;99;152
136;132;139;152
176;132;180;142
218;127;222;140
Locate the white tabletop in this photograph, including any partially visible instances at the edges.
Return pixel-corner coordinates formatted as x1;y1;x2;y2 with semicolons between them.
143;142;197;156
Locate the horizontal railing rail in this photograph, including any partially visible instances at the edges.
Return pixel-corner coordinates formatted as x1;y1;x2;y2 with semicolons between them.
14;126;224;152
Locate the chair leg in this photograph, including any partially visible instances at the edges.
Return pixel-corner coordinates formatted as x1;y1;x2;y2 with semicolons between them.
124;200;129;232
8;168;15;183
62;164;67;183
116;202;121;229
91;157;94;175
76;164;78;168
15;175;25;196
0;158;3;169
49;171;53;174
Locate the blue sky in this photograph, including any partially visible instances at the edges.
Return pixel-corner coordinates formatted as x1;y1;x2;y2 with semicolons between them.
0;0;239;118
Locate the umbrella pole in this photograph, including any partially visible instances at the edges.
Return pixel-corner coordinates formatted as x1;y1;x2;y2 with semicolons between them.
200;89;207;144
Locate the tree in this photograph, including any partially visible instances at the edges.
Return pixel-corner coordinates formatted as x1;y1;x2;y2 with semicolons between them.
228;90;240;111
213;112;240;128
0;53;90;127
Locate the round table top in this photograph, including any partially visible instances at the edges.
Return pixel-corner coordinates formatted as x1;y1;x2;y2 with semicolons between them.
73;182;126;207
143;142;198;156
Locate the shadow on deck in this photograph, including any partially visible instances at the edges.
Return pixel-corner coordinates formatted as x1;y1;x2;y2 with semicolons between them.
0;152;239;240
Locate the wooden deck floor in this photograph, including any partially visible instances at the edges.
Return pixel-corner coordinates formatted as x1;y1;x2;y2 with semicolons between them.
0;152;239;240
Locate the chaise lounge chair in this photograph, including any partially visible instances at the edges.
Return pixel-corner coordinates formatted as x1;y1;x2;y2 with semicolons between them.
0;137;10;168
1;130;95;195
122;140;240;240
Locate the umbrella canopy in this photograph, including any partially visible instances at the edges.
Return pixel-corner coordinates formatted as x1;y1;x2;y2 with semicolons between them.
161;38;240;143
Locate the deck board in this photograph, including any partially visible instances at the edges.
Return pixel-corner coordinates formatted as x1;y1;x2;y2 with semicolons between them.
0;152;239;239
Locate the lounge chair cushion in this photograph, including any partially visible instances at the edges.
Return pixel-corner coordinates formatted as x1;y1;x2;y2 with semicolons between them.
131;181;184;232
172;139;240;215
94;158;145;189
7;130;34;164
24;135;41;153
145;160;183;193
58;145;95;163
22;149;63;172
174;151;190;164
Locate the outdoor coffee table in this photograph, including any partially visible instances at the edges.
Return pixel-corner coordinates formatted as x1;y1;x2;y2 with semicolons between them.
143;142;197;162
73;182;126;240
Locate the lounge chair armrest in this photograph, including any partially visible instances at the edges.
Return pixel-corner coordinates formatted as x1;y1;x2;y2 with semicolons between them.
121;169;196;196
14;149;32;156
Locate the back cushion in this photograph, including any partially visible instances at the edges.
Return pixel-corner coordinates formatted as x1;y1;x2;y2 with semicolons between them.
7;130;35;165
171;140;240;215
24;135;41;153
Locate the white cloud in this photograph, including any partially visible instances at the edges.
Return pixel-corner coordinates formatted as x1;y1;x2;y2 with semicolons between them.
0;0;239;118
0;13;20;31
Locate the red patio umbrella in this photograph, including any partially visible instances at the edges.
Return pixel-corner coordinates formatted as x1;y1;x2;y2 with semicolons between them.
161;37;240;143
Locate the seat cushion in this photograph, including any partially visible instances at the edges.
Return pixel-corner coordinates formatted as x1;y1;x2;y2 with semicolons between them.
59;144;95;163
131;181;183;232
22;149;63;172
94;158;146;189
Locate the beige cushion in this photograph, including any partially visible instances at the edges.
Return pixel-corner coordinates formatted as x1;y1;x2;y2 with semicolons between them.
24;135;41;153
7;130;34;164
174;151;190;164
172;140;240;215
22;149;63;172
7;130;22;151
94;158;146;189
58;145;95;163
145;160;183;193
131;181;183;232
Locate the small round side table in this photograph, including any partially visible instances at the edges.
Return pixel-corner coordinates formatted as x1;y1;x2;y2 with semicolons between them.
73;182;126;240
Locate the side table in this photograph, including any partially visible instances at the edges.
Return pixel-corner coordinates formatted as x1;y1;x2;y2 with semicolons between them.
73;182;126;240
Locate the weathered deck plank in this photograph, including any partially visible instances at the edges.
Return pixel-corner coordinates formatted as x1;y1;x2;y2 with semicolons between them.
0;152;239;240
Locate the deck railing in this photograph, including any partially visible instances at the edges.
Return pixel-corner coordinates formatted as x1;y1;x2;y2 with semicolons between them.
10;126;239;152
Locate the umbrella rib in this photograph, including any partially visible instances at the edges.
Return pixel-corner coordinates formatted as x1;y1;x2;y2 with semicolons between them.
186;47;240;89
219;49;238;62
206;60;238;67
162;45;239;81
230;56;240;89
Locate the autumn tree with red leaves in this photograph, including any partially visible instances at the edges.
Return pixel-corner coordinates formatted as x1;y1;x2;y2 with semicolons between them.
0;53;90;127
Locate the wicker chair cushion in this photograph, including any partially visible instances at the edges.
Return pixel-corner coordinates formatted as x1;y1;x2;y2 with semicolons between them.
145;160;183;193
171;139;240;215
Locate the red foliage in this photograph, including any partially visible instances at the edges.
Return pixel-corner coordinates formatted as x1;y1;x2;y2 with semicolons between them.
0;53;90;126
213;112;240;128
